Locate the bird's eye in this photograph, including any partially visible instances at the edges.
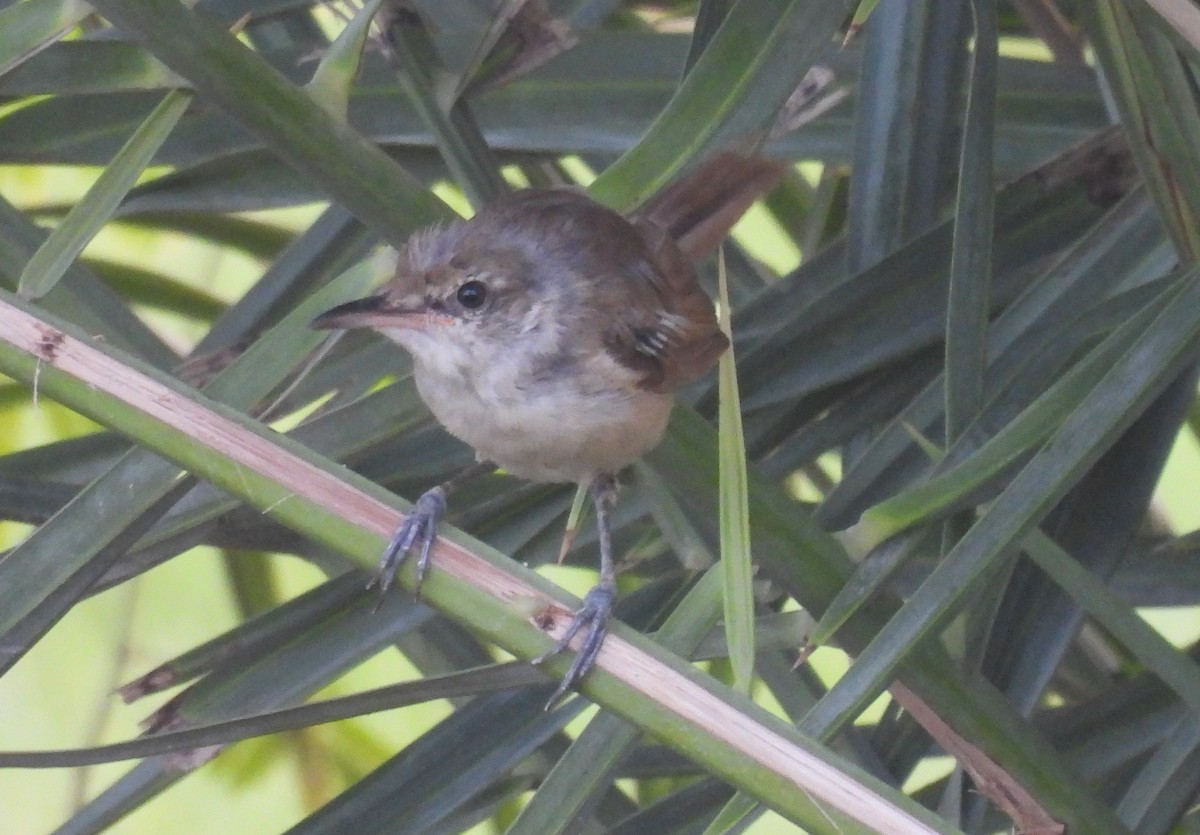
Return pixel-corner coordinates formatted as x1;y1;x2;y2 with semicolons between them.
456;279;488;310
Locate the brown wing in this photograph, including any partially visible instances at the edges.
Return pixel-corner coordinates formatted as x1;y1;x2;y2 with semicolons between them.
600;152;783;391
601;216;729;394
466;186;732;393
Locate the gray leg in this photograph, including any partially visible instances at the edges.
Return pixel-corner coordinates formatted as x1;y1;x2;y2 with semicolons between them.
534;472;618;708
372;485;447;597
371;460;495;599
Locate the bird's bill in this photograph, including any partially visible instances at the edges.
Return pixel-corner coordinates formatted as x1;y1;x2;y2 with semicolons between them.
311;295;435;331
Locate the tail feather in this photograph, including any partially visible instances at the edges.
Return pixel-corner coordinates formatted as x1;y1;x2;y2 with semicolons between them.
635;152;787;262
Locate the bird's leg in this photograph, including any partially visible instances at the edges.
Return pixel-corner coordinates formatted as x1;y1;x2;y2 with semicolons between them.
371;459;495;599
535;472;618;708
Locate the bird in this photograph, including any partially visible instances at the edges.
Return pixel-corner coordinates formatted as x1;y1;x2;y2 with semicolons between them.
312;154;780;704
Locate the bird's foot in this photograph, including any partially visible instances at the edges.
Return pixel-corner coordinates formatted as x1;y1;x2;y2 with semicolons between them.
369;485;447;600
532;581;616;709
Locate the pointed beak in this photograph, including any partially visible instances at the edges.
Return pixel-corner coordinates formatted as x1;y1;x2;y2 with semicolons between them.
311;295;427;331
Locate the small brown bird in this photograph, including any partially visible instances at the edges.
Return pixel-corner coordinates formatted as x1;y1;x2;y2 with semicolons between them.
313;156;779;703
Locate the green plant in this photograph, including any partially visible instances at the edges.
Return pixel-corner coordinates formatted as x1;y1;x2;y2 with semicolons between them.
0;2;1198;834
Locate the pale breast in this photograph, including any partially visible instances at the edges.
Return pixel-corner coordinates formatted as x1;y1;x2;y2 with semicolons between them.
412;353;675;483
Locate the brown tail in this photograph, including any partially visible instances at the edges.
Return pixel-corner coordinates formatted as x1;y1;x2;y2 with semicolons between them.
635;152;787;262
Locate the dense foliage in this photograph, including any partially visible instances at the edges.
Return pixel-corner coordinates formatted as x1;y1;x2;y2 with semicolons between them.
0;2;1198;833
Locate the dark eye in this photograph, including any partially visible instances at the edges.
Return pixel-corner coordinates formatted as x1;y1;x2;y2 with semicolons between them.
456;279;487;310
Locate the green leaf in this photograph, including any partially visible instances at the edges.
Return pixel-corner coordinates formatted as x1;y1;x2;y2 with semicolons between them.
704;792;758;835
944;0;996;440
717;250;754;693
305;0;383;120
0;661;543;766
1022;529;1200;722
805;268;1200;738
0;260;378;673
378;3;508;206
18;89;193;300
1082;1;1200;258
0;0;90;77
86;0;449;248
589;0;856;211
853;278;1173;548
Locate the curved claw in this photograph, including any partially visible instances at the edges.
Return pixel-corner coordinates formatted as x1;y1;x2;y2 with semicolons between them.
533;582;616;709
370;486;447;600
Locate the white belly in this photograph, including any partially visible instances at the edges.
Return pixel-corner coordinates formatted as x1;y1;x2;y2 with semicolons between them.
412;357;674;483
